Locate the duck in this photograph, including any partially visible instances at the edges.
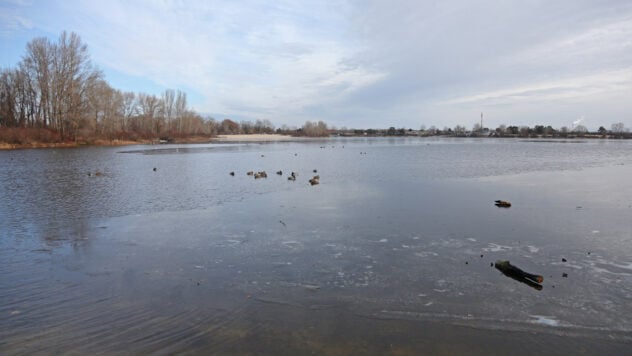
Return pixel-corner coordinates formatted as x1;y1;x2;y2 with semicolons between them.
229;171;235;176
276;170;283;175
309;176;320;185
247;171;254;176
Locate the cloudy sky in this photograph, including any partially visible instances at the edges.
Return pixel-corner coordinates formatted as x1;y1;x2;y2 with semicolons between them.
2;0;631;130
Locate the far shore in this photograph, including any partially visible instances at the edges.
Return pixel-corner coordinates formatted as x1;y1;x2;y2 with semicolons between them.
210;134;297;142
2;132;629;150
0;134;300;150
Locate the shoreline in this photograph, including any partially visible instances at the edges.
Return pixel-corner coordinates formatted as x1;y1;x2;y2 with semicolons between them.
0;134;298;150
210;134;297;142
2;134;628;150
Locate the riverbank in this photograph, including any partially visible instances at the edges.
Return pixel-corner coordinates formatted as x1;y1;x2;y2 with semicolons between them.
0;139;150;150
0;132;299;150
3;132;628;150
210;134;296;142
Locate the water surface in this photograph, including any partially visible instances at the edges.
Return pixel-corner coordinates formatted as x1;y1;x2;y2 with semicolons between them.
1;138;631;354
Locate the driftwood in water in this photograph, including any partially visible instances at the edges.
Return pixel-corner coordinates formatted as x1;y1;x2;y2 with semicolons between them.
495;260;543;290
494;200;511;208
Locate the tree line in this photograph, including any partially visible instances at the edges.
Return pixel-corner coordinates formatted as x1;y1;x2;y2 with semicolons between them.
2;32;626;145
0;31;333;145
0;31;225;143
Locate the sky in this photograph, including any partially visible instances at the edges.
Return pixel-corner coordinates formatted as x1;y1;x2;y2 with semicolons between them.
1;0;631;130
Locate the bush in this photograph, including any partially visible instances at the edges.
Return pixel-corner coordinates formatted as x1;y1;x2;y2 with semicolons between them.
0;127;62;145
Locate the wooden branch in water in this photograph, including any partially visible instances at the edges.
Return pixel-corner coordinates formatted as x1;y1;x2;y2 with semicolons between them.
495;260;544;290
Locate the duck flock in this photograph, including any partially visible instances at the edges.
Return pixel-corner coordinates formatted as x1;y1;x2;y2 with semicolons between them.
230;169;320;185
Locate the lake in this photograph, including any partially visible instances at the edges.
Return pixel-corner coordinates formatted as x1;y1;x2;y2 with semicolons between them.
1;137;631;354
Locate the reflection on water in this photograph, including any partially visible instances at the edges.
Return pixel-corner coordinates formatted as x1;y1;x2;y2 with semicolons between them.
1;138;631;354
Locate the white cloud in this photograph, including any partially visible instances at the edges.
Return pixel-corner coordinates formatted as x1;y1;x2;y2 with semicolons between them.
57;0;385;121
7;0;632;128
443;68;632;106
0;1;33;36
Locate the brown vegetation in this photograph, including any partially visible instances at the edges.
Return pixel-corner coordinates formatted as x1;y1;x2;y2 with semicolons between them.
0;31;219;148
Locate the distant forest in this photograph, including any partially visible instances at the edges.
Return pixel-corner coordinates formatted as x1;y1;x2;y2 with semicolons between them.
1;32;628;146
0;31;330;144
0;31;217;143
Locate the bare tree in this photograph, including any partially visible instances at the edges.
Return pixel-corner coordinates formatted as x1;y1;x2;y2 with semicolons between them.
0;68;16;127
84;78;110;134
1;31;219;143
611;122;625;138
20;37;53;128
301;120;328;136
572;124;588;137
162;89;175;133
137;93;161;134
53;31;102;138
453;125;466;136
240;120;254;134
120;91;136;131
174;90;187;134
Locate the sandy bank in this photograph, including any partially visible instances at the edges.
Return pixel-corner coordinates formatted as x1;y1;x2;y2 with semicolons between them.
211;134;297;142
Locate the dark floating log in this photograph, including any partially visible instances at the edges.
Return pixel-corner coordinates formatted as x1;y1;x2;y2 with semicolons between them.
494;200;511;208
495;260;544;290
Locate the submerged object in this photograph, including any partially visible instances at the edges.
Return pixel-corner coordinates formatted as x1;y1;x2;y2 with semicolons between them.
494;200;511;208
495;260;543;290
495;260;543;283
